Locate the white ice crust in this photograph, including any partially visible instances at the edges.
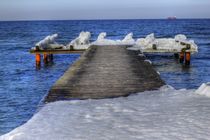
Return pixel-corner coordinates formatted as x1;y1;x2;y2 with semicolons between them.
121;33;136;45
195;82;210;97
134;33;198;53
67;31;91;50
92;32;135;46
33;34;65;50
1;84;210;140
36;34;58;49
33;32;199;52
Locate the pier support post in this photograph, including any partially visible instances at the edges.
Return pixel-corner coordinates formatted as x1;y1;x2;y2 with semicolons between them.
43;53;48;64
174;53;179;59
179;52;184;63
185;51;191;65
49;54;53;62
35;54;41;68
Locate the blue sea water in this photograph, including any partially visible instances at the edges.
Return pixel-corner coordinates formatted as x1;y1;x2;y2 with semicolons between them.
0;19;210;135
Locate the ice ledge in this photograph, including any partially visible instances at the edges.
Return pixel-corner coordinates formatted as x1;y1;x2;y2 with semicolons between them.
31;32;198;53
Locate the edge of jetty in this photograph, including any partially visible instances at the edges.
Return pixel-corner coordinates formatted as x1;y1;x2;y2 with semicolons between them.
44;45;165;103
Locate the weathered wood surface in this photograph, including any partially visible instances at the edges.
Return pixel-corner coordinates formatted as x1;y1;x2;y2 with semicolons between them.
45;45;165;103
30;49;85;54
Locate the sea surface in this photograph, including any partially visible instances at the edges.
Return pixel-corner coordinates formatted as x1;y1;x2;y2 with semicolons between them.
0;19;210;137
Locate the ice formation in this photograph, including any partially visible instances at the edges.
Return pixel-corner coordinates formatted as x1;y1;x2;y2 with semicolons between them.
121;33;136;45
97;32;107;40
134;33;198;53
32;32;198;52
1;84;210;140
195;82;210;97
174;34;187;41
92;32;121;45
136;33;155;48
33;34;65;50
67;32;91;50
92;32;198;53
92;32;135;46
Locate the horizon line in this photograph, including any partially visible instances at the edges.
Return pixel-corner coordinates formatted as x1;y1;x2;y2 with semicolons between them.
0;17;210;22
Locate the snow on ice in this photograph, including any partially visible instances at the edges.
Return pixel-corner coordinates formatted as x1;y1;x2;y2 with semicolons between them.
1;84;210;140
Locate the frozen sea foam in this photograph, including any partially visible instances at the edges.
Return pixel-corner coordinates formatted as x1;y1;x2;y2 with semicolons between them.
1;84;210;140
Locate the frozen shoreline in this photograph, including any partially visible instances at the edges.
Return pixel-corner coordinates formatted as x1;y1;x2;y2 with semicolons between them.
1;84;210;140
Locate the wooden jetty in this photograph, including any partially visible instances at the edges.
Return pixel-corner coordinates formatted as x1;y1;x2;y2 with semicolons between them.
44;45;165;103
30;49;85;54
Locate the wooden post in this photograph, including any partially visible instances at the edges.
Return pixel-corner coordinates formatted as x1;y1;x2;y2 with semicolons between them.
185;51;191;65
70;45;74;51
179;52;184;63
49;54;53;62
174;53;179;59
43;53;48;64
35;54;41;67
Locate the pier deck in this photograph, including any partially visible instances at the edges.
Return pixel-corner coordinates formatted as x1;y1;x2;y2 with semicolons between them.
45;45;165;103
30;49;85;54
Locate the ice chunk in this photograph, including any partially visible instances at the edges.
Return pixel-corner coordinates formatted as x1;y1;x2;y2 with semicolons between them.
135;33;198;53
175;34;187;42
92;32;135;46
136;33;156;49
92;32;120;46
67;32;91;50
154;38;180;51
97;32;107;40
195;82;210;97
34;34;60;50
121;33;136;45
145;33;155;43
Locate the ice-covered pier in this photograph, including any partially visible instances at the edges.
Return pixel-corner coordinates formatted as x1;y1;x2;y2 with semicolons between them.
44;45;165;102
30;32;198;67
29;32;199;102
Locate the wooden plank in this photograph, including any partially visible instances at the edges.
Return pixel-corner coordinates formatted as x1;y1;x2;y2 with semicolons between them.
30;49;85;54
44;45;165;103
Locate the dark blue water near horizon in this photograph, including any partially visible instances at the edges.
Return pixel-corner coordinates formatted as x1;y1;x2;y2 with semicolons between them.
0;19;210;135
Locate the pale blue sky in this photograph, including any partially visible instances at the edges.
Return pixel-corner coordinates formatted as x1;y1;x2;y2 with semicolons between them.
0;0;209;20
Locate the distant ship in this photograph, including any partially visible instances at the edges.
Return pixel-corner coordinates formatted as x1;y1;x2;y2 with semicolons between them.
167;16;177;20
